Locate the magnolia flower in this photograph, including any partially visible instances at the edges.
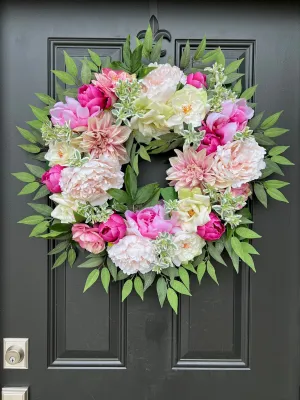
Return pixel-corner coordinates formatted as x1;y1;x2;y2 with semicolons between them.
172;231;205;266
166;85;208;129
141;63;186;103
81;111;131;163
44;142;78;166
166;148;215;191
60;156;124;206
212;138;266;188
173;188;211;232
50;193;78;224
107;235;156;275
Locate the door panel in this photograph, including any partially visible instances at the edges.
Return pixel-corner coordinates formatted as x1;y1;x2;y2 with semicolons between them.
1;1;300;399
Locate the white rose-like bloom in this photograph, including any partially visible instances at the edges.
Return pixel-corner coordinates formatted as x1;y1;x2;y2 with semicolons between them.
212;138;266;189
141;63;187;103
44;142;78;166
175;194;211;232
107;235;156;275
50;193;78;224
172;231;205;266
60;155;124;206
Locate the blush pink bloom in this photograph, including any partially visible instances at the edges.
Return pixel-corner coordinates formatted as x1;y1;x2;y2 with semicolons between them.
78;84;112;111
231;183;252;208
81;111;131;163
125;205;178;239
72;224;105;254
41;165;65;193
201;99;254;144
197;212;225;241
50;97;100;131
98;214;126;244
166;148;215;191
186;72;207;89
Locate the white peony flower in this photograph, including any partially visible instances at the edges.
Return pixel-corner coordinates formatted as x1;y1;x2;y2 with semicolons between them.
141;63;187;103
44;142;78;166
212;138;266;189
50;193;78;224
60;155;124;206
172;231;205;266
107;235;156;275
166;85;208;129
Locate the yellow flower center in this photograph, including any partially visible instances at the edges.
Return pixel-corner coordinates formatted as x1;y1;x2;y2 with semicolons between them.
188;209;196;217
182;104;192;115
58;150;64;158
183;243;190;249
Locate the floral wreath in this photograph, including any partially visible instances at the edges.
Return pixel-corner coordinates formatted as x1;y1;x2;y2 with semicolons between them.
13;27;293;313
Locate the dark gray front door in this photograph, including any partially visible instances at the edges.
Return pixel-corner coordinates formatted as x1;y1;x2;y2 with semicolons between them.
1;1;300;399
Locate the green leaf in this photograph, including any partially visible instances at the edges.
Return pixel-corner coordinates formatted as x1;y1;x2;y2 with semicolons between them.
224;58;244;75
260;159;284;178
231;237;244;260
125;165;137;199
264;128;289;137
197;261;206;284
207;261;219;285
178;267;190;290
160;187;177;201
207;242;226;266
18;144;40;154
50;223;71;233
51;70;76;85
86;59;98;72
73;211;85;223
240;85;258;100
68;248;76;267
107;188;131;204
254;133;277;147
180;40;190;69
266;188;289;203
143;25;153;57
25;163;45;178
232;79;242;95
35;93;56;106
141;271;156;291
167;288;178;314
101;267;110;293
139;145;151;161
133;154;139;175
163;267;178;282
254;183;268;208
52;251;67;269
33;185;50;200
171;280;191;296
137;66;157;79
142;188;160;207
135;183;158;204
248;111;264;130
77;257;103;268
193;36;206;60
201;48;220;64
29;221;49;237
63;51;78;77
107;257;117;281
156;277;167;307
48;241;69;255
270;155;294;166
224;239;240;273
88;49;101;67
243;253;256;272
18;215;45;225
28;203;52;216
117;270;128;281
236;227;261;239
16;127;37;143
225;73;244;84
131;44;143;73
263;180;290;189
150;36;163;63
18;182;40;195
83;269;100;293
215;48;225;66
261;111;283;130
122;279;133;301
241;242;259;255
183;262;197;274
12;172;35;183
134;276;144;300
123;36;132;68
269;146;289;156
81;60;92;84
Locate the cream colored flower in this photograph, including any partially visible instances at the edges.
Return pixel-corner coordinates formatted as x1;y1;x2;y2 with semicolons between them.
44;142;78;166
50;193;78;224
172;231;205;266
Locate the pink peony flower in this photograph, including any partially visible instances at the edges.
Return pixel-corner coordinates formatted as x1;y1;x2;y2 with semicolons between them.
107;234;156;275
72;224;105;254
50;97;100;131
197;212;225;241
166;148;215;191
125;205;178;239
212;138;266;189
201;99;254;144
231;183;252;209
41;165;65;193
98;214;126;244
81;111;131;163
186;72;207;89
197;132;223;155
60;156;124;206
78;84;112;111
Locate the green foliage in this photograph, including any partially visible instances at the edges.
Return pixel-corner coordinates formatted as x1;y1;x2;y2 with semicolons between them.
64;51;78;77
122;280;133;301
134;276;144;300
141;271;156;291
81;59;92;84
224;58;244;75
254;183;268;208
48;241;69;255
207;242;226;266
18;182;40;195
101;267;110;293
107;257;117;281
51;70;76;85
197;261;206;284
77;257;103;269
25;164;45;178
240;85;258;100
207;261;219;285
17;127;38;143
12;172;35;183
167;288;178;314
266;187;289;203
180;40;190;69
18;215;45;225
18;144;41;154
150;37;163;63
171;280;191;296
68;248;77;267
193;36;206;61
28;203;52;216
142;25;153;58
156;277;167;307
29;221;49;237
83;269;100;293
178;267;190;290
88;49;102;67
52;251;68;269
261;111;283;130
160;187;177;201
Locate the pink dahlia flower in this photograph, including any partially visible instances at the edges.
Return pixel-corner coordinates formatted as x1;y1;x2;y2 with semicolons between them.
197;212;225;241
50;97;100;131
212;138;266;189
98;214;126;244
72;224;105;254
186;72;207;89
41;165;65;193
81;111;131;164
78;84;112;111
166;148;215;191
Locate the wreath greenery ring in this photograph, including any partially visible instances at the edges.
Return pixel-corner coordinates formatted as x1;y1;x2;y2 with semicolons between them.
13;26;293;313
